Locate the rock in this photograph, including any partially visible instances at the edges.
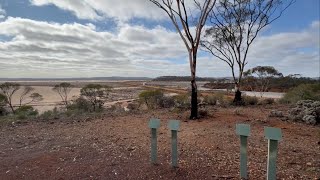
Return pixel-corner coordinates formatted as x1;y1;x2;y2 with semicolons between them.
269;110;284;117
302;115;317;125
288;100;320;125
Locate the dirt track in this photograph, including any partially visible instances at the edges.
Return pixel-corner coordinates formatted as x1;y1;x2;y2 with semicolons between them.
0;107;319;179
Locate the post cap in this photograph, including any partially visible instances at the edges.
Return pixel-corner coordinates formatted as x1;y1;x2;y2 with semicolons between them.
236;124;251;136
148;118;160;129
264;127;282;141
168;120;180;131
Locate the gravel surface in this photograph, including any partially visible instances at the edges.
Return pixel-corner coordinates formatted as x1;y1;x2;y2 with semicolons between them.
0;106;319;179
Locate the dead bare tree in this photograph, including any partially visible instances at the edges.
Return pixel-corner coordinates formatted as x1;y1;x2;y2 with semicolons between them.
149;0;216;119
52;82;74;108
201;0;294;104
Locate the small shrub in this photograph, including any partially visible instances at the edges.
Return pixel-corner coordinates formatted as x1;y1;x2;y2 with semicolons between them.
258;98;275;105
281;84;320;104
278;98;291;104
127;102;140;111
233;107;243;115
173;94;190;110
243;96;258;105
203;95;217;105
68;97;92;112
0;106;8;116
139;89;164;109
198;108;210;118
80;84;111;111
15;105;38;120
158;96;175;108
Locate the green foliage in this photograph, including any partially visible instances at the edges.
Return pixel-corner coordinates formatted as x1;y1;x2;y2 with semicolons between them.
204;92;232;107
280;84;320;104
139;89;164;109
158;96;175;108
0;82;20;113
258;98;275;105
40;108;60;120
203;94;217;105
173;94;190;110
80;84;111;111
0;93;6;106
0;94;7;116
243;96;258;105
68;96;92;112
15;105;38;120
52;82;74;107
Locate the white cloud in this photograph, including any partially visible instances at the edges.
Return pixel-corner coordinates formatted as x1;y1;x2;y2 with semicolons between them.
0;16;318;78
30;0;166;21
0;17;187;78
245;21;320;77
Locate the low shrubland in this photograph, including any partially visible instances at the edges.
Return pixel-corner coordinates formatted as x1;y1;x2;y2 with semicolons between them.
279;84;320;104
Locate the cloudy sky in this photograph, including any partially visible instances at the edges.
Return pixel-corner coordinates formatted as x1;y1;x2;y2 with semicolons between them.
0;0;319;78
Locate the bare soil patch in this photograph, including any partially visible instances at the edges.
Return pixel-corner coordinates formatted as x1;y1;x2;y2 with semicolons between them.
0;106;319;179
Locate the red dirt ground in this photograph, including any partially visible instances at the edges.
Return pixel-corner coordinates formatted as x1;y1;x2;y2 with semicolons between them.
0;106;319;179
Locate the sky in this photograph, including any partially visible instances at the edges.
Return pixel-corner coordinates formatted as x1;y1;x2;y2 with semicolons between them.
0;0;319;78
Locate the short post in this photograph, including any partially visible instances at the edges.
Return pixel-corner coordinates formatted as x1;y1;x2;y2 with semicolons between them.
148;118;160;164
264;127;282;180
168;120;180;168
236;124;251;179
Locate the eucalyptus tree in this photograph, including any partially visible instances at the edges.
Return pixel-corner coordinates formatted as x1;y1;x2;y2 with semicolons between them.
52;82;74;108
201;0;294;103
149;0;216;119
243;66;283;97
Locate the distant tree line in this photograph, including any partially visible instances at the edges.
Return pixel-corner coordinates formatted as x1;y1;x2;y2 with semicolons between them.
204;71;318;92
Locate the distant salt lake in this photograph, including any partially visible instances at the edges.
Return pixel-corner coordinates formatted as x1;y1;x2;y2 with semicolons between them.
198;87;285;99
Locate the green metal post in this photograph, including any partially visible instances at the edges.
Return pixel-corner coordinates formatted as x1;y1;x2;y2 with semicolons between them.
151;128;157;164
148;119;160;165
171;130;178;167
236;124;251;179
240;135;248;179
168;120;180;168
264;127;282;180
267;140;278;180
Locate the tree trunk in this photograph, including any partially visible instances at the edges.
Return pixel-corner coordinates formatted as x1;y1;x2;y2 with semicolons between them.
189;52;198;119
233;83;243;105
9;103;15;114
190;79;198;119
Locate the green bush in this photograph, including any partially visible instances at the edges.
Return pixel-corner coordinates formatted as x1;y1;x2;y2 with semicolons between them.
243;96;258;105
206;92;233;107
258;98;275;105
280;83;320;104
139;89;164;109
203;95;217;105
68;97;92;112
158;96;175;108
173;94;190;110
40;110;55;120
80;84;111;111
15;105;38;119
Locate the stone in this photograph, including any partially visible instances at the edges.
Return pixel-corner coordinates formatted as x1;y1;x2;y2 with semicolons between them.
288;100;320;125
269;110;284;117
302;115;317;125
